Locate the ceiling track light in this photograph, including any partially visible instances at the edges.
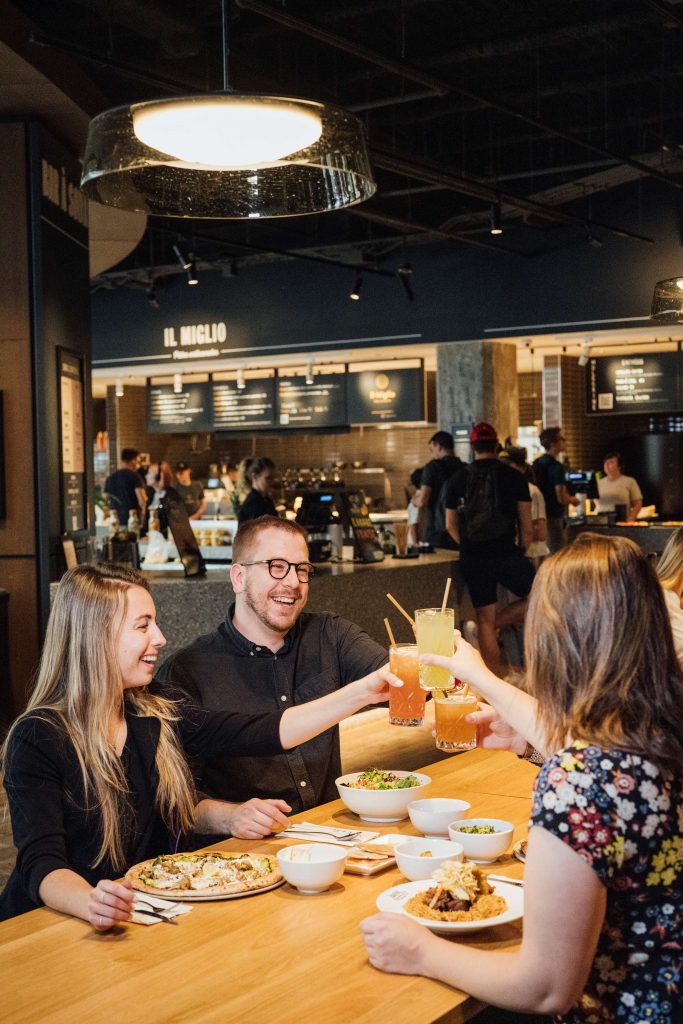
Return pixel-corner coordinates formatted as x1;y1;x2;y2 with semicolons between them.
79;1;375;218
186;260;199;285
489;202;503;235
115;378;124;398
578;337;592;367
172;244;192;270
236;368;246;390
305;361;314;385
397;263;415;302
173;373;183;394
350;272;363;301
146;280;160;308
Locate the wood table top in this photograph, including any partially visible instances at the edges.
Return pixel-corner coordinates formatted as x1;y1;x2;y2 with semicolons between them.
0;749;538;1024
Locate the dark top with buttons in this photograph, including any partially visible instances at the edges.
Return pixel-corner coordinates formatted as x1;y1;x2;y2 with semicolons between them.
0;702;283;920
153;607;388;814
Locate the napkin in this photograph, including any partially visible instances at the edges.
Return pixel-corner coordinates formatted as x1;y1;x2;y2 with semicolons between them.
278;822;380;846
131;893;193;926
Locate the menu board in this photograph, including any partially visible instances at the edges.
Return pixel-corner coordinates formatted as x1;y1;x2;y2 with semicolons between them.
58;349;86;532
347;366;425;423
212;378;276;431
586;353;680;414
148;383;212;432
278;373;347;429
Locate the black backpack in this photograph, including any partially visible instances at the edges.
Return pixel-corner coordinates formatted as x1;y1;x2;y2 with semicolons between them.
458;462;511;544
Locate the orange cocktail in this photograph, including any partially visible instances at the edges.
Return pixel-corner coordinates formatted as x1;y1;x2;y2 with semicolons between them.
389;644;427;726
434;692;478;751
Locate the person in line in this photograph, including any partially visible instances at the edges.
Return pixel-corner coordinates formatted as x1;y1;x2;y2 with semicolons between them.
142;461;176;536
406;467;428;550
174;462;206;520
0;563;399;926
656;525;683;666
443;423;534;677
411;431;463;549
533;426;579;552
237;457;277;525
596;451;643;521
503;445;549;567
361;533;682;1024
104;448;147;522
154;516;389;839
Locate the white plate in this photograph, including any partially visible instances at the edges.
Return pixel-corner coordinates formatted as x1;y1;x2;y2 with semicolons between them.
375;878;524;934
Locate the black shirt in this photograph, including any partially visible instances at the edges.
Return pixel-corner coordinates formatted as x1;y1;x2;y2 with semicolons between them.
238;489;277;525
153;608;388;814
533;453;566;518
443;459;530;556
420;455;463;544
103;468;145;517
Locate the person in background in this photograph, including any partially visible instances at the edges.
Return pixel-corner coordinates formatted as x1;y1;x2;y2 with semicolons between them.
361;533;682;1024
0;563;399;925
220;463;238;494
406;467;428;549
596;451;643;521
104;448;147;521
533;426;579;552
174;462;206;520
142;461;175;537
656;525;683;667
411;431;463;548
503;445;549;566
237;457;277;525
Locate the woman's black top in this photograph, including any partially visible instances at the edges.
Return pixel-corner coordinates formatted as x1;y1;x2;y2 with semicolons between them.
237;489;276;525
0;701;283;920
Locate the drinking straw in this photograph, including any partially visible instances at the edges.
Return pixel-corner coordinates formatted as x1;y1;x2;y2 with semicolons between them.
383;617;396;646
440;577;452;612
386;592;415;627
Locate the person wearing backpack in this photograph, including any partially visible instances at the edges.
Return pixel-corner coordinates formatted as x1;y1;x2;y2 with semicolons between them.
443;422;534;676
411;431;464;549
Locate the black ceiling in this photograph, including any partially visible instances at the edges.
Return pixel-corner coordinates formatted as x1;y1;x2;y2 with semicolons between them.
14;0;683;284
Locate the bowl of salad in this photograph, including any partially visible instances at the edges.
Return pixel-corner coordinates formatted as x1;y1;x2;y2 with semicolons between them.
335;768;431;821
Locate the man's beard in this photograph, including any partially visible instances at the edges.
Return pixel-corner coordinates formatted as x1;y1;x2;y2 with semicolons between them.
242;578;306;634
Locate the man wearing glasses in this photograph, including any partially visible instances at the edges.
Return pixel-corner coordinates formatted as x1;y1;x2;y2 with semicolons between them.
154;516;388;839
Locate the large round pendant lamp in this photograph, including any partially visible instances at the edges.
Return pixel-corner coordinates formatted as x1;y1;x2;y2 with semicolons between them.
651;277;683;322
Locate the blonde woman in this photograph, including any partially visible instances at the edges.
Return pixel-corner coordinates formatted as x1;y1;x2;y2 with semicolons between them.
1;564;398;928
362;534;682;1024
656;525;683;667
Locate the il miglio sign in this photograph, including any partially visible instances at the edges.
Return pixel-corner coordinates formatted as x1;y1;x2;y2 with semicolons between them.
586;352;681;414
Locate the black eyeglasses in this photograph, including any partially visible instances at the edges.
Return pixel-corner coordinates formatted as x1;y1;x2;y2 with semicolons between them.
239;558;316;583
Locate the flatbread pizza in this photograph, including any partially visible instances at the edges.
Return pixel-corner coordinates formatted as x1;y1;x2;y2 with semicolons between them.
127;852;283;898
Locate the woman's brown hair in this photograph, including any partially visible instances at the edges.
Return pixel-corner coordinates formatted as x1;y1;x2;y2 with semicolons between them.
524;532;683;774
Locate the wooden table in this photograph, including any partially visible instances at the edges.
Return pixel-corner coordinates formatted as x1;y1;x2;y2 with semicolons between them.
0;750;538;1024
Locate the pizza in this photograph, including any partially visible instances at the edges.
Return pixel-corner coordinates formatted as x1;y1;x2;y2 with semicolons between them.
127;852;283;898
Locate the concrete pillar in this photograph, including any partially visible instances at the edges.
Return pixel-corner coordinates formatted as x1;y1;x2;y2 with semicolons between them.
436;341;519;443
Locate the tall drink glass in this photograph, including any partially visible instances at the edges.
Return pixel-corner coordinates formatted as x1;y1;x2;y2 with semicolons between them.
388;644;426;726
415;607;455;691
434;692;478;751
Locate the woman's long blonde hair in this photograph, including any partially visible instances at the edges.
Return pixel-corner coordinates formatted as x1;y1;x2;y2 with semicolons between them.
2;564;196;869
525;533;683;775
656;525;683;593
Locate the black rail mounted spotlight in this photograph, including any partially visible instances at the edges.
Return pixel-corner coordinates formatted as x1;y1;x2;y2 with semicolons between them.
397;263;415;301
186;260;199;285
350;272;363;300
489;202;503;235
172;244;192;270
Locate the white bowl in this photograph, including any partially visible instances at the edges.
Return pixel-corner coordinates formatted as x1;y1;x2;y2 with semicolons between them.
447;818;514;863
408;798;471;837
394;838;464;881
335;771;431;822
276;844;347;894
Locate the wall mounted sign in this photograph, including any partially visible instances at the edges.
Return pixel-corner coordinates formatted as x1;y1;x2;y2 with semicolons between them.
586;352;680;414
277;371;347;429
212;377;276;431
347;365;425;423
57;349;87;532
148;382;212;432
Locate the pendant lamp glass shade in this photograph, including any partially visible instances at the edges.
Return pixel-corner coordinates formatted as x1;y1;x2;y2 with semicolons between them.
80;93;376;218
651;277;683;322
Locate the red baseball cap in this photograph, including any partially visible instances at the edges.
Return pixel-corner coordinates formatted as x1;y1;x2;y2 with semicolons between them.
469;422;498;443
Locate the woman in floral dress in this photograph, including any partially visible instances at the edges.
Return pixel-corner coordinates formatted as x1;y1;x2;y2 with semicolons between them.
361;533;682;1023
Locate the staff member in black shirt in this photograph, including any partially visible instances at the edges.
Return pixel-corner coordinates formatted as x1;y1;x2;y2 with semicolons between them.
533;426;579;552
154;516;389;839
237;456;277;524
0;563;398;925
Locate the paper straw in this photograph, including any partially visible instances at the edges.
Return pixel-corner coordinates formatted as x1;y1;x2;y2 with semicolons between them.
383;617;396;646
386;592;415;628
440;577;452;612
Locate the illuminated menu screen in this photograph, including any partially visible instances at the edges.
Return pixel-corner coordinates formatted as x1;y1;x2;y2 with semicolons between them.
148;383;212;432
347;366;424;423
586;353;680;414
212;378;276;430
277;373;347;429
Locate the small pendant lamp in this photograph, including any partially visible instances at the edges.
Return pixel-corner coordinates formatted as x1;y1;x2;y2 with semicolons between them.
80;1;376;219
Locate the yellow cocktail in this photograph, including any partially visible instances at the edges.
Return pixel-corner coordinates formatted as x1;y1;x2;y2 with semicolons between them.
415;607;455;691
388;644;426;726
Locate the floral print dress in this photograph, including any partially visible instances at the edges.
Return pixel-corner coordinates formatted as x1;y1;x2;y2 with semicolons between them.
531;742;682;1024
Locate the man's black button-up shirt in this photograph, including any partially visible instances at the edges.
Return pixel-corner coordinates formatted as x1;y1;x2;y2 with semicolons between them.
153;607;387;814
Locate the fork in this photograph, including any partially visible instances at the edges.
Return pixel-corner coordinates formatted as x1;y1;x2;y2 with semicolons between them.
283;826;363;841
134;903;179;924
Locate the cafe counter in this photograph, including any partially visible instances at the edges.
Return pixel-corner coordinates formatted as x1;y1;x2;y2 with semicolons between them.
143;552;464;665
567;519;681;557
